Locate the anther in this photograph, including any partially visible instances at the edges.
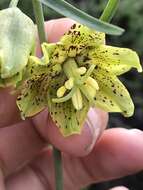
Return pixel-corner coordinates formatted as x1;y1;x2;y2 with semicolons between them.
65;77;74;90
76;67;87;75
57;86;67;98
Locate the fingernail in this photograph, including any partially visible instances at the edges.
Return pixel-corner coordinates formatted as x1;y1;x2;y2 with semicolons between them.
84;108;102;152
129;129;143;136
109;186;129;190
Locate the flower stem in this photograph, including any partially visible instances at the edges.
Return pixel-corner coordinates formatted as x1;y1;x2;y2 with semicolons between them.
32;2;63;190
53;147;63;190
9;0;19;7
32;0;47;44
100;0;120;22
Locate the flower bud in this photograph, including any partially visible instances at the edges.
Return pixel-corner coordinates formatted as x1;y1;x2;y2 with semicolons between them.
0;7;35;85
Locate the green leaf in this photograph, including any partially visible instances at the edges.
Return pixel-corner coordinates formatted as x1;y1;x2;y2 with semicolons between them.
39;0;124;35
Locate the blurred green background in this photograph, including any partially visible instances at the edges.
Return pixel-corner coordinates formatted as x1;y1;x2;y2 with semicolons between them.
1;0;143;189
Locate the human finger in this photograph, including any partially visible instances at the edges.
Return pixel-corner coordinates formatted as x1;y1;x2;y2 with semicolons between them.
109;187;129;190
0;120;45;177
0;107;107;178
33;108;108;156
6;128;143;190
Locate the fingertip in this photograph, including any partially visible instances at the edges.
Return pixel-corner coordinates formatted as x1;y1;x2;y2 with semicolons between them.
33;108;108;157
45;18;75;43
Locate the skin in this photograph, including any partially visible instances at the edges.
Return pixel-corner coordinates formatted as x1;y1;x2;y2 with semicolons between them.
0;18;142;190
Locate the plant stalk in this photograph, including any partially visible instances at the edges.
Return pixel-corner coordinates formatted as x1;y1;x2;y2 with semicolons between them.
9;0;19;7
53;147;63;190
100;0;120;22
32;0;47;43
32;1;63;190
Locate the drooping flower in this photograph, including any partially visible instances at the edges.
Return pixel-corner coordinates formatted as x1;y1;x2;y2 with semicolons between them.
17;23;142;136
0;7;35;87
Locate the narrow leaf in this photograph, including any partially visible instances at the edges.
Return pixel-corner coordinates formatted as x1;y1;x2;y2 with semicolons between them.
39;0;124;35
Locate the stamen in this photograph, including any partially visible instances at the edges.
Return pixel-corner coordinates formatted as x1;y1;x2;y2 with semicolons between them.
52;87;76;103
82;64;96;81
78;64;96;85
65;77;74;90
76;64;96;86
57;86;67;98
72;89;83;110
76;67;87;75
86;77;99;90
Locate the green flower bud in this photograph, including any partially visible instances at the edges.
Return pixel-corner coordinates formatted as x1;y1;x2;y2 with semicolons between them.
0;7;36;86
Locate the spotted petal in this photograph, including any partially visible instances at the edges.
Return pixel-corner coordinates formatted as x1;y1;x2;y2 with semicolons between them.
17;75;49;118
46;71;89;136
42;42;67;64
88;45;142;75
95;90;122;113
48;96;89;137
60;24;105;56
16;56;62;118
92;71;134;117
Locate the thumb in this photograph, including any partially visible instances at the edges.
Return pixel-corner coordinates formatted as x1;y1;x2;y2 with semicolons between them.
33;108;108;156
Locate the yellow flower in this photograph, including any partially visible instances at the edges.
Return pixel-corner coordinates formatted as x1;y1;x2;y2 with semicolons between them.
17;23;142;136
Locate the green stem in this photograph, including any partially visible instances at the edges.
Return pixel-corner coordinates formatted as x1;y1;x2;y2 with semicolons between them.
32;0;47;43
32;2;63;190
100;0;120;22
81;188;89;190
53;147;63;190
9;0;19;7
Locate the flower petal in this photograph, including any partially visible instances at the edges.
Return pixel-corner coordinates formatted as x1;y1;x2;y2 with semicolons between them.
48;96;89;137
41;43;56;64
89;45;142;75
60;24;105;55
46;71;89;136
16;75;48;118
16;55;62;118
95;90;122;113
42;42;67;64
92;71;134;117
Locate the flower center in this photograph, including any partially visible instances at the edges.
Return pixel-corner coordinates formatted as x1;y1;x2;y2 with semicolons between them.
52;58;99;110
